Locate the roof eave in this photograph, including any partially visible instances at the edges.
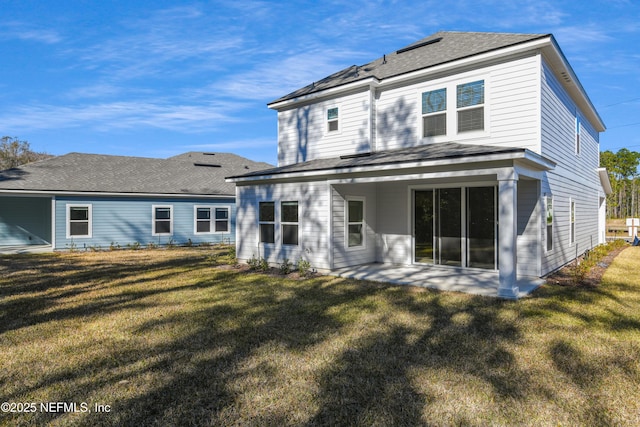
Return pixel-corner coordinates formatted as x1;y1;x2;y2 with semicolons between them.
227;149;555;183
268;77;379;110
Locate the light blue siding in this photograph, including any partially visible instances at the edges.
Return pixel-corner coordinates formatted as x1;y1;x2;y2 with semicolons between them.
0;196;51;245
54;196;235;250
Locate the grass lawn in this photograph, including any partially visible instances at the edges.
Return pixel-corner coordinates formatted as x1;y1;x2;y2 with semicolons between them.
1;246;639;426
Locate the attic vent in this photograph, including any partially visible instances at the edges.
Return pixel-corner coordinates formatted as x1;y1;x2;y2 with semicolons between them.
560;71;572;83
203;152;216;155
396;37;442;54
194;163;221;167
340;152;372;159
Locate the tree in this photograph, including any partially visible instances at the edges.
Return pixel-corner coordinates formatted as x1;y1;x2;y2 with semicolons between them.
0;136;52;170
600;148;640;218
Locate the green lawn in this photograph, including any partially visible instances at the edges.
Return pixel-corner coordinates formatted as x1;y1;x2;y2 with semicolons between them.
1;246;639;426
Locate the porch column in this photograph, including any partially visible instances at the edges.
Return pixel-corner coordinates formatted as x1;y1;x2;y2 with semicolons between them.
497;172;519;299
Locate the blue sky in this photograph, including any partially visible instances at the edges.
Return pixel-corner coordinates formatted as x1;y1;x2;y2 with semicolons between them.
1;0;639;165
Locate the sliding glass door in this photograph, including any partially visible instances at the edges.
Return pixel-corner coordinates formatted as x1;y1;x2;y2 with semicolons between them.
414;186;496;269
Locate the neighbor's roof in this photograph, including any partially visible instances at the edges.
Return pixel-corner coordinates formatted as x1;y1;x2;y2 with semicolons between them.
227;142;555;182
0;152;272;196
269;31;549;105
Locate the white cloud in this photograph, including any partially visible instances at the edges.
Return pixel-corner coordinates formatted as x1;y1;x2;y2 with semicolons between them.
0;99;247;133
0;22;62;44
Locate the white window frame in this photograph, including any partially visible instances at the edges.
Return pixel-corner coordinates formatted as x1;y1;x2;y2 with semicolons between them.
421;87;447;138
258;201;275;244
194;205;231;234
66;204;92;238
545;195;553;252
575;116;581;156
418;76;488;142
456;79;485;134
345;196;365;249
281;201;299;246
152;205;173;236
326;106;340;133
570;198;576;245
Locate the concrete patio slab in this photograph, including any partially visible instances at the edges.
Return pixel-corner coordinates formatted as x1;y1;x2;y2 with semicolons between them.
331;263;543;298
0;245;53;255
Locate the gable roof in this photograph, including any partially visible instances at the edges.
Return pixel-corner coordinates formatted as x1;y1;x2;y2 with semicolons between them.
269;31;549;105
0;152;272;196
268;31;604;132
227;142;555;183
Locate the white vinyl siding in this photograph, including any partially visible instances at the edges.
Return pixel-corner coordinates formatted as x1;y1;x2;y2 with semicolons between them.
276;89;371;166
516;180;540;277
374;55;540;152
540;58;601;275
332;184;376;268
235;182;329;269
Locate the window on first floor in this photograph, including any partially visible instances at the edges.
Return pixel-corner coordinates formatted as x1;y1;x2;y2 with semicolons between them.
195;206;231;234
570;198;576;245
153;205;173;236
66;204;92;238
346;198;365;248
259;201;275;243
281;201;298;245
546;196;553;251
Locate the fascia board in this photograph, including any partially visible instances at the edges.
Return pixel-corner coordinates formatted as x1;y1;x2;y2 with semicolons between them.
0;189;234;199
227;150;554;184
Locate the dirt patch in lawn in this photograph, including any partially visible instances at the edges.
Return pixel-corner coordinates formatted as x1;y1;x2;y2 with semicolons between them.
544;243;628;287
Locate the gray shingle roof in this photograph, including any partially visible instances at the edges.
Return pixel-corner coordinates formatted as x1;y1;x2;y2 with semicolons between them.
0;152;272;196
270;31;549;105
227;142;527;179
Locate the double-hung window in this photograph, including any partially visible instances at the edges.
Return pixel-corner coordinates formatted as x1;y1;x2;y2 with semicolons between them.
215;207;230;232
546;196;553;251
259;202;275;243
153;205;173;236
281;201;298;245
67;204;92;238
421;88;447;137
327;107;339;132
195;206;230;234
456;80;484;133
570;199;576;245
346;198;365;248
575;117;581;155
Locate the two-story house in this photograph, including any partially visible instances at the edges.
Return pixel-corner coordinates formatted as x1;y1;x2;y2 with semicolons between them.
227;31;611;298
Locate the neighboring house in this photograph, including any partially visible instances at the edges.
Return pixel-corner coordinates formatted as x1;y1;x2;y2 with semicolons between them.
228;31;611;298
0;152;271;250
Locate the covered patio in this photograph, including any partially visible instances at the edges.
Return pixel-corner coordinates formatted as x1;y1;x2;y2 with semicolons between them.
331;263;544;298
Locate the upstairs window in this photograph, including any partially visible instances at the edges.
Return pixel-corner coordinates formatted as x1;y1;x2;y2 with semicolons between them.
259;202;275;244
153;205;173;236
67;204;92;238
457;80;484;133
575;117;581;155
281;201;298;245
327;107;339;132
421;88;447;137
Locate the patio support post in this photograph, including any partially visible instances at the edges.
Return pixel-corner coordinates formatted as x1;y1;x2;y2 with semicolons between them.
497;171;519;299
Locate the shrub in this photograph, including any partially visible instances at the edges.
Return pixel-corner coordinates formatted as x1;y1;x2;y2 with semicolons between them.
247;254;260;270
297;258;312;276
279;258;293;275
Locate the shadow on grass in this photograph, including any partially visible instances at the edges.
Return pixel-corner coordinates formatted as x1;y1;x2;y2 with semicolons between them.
1;248;640;425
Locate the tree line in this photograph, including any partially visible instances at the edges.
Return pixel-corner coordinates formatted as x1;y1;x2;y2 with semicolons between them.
0;136;52;170
600;148;640;219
